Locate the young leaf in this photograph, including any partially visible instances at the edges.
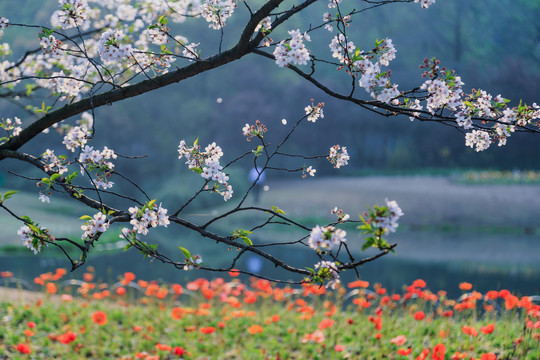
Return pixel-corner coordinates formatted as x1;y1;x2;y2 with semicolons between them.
178;246;191;259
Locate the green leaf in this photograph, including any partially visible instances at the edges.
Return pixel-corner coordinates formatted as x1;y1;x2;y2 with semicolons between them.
3;190;18;200
147;199;156;209
124;243;133;252
241;237;253;246
253;145;264;157
362;237;375;251
270;206;286;215
50;173;61;182
79;215;93;221
178;246;191;259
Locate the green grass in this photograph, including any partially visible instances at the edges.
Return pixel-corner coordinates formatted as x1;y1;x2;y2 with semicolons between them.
0;271;538;359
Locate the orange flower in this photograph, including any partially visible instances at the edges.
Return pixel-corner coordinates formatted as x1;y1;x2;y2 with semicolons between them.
155;343;172;351
462;326;478;337
412;279;426;288
397;348;412;356
348;280;369;288
24;329;34;337
480;323;495;335
480;354;496;360
414;311;425;321
45;282;57;295
199;326;216;334
391;294;401;301
115;287;126;296
133;325;143;332
16;343;31;354
375;333;382;340
318;318;335;330
83;273;94;282
27;322;36;328
123;272;136;284
171;283;183;295
171;307;185;320
92;311;107;326
485;290;498;300
247;324;264;334
229;269;240;277
432;343;446;360
450;352;468;360
459;282;472;291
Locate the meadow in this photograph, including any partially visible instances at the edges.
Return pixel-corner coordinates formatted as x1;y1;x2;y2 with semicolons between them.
0;268;539;359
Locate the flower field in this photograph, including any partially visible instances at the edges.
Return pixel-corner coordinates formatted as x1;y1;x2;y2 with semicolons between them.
0;269;539;359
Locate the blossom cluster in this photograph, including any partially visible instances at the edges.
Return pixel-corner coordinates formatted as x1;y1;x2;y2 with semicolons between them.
314;260;340;289
81;212;109;240
414;0;436;9
331;207;350;223
42;149;68;175
200;0;237;30
304;101;324;123
273;29;311;68
254;16;272;33
242;120;267;141
308;225;347;251
79;145;117;189
178;140;233;201
465;130;491;152
327;145;349;168
39;34;63;58
17;225;43;255
372;199;404;235
184;254;203;271
63;125;91;151
182;42;200;61
52;0;90;29
126;202;170;236
145;23;170;45
97;29;132;63
0;116;22;138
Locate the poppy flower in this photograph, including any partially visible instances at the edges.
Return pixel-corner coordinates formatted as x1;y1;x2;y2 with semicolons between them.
480;354;497;360
414;311;425;321
16;343;31;354
480;323;495;335
171;307;185;320
133;326;143;332
391;335;407;347
174;346;186;356
46;282;57;295
271;314;280;322
348;280;369;288
411;279;426;288
199;326;216;334
318;318;334;330
432;343;446;360
27;322;36;328
459;282;472;291
462;326;478;337
115;287;126;296
247;324;264;334
23;329;34;337
416;348;430;360
156;343;172;351
57;331;77;344
92;311;107;326
229;269;240;277
334;344;345;352
397;348;412;356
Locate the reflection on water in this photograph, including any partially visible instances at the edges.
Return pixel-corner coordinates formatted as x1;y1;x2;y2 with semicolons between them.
2;237;539;299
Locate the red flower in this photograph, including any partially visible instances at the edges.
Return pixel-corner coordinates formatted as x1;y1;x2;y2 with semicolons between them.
16;343;31;354
462;325;478;337
156;343;172;351
115;287;126;296
334;344;345;352
347;280;369;288
480;323;495;335
459;282;472;291
398;348;412;356
432;343;446;360
318;318;334;330
92;311;107;326
174;346;186;356
199;326;216;334
414;311;425;321
57;331;77;344
229;269;240;277
26;322;36;328
480;353;497;360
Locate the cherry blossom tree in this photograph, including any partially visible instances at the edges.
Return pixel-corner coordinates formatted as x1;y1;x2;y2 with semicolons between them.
0;0;538;287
